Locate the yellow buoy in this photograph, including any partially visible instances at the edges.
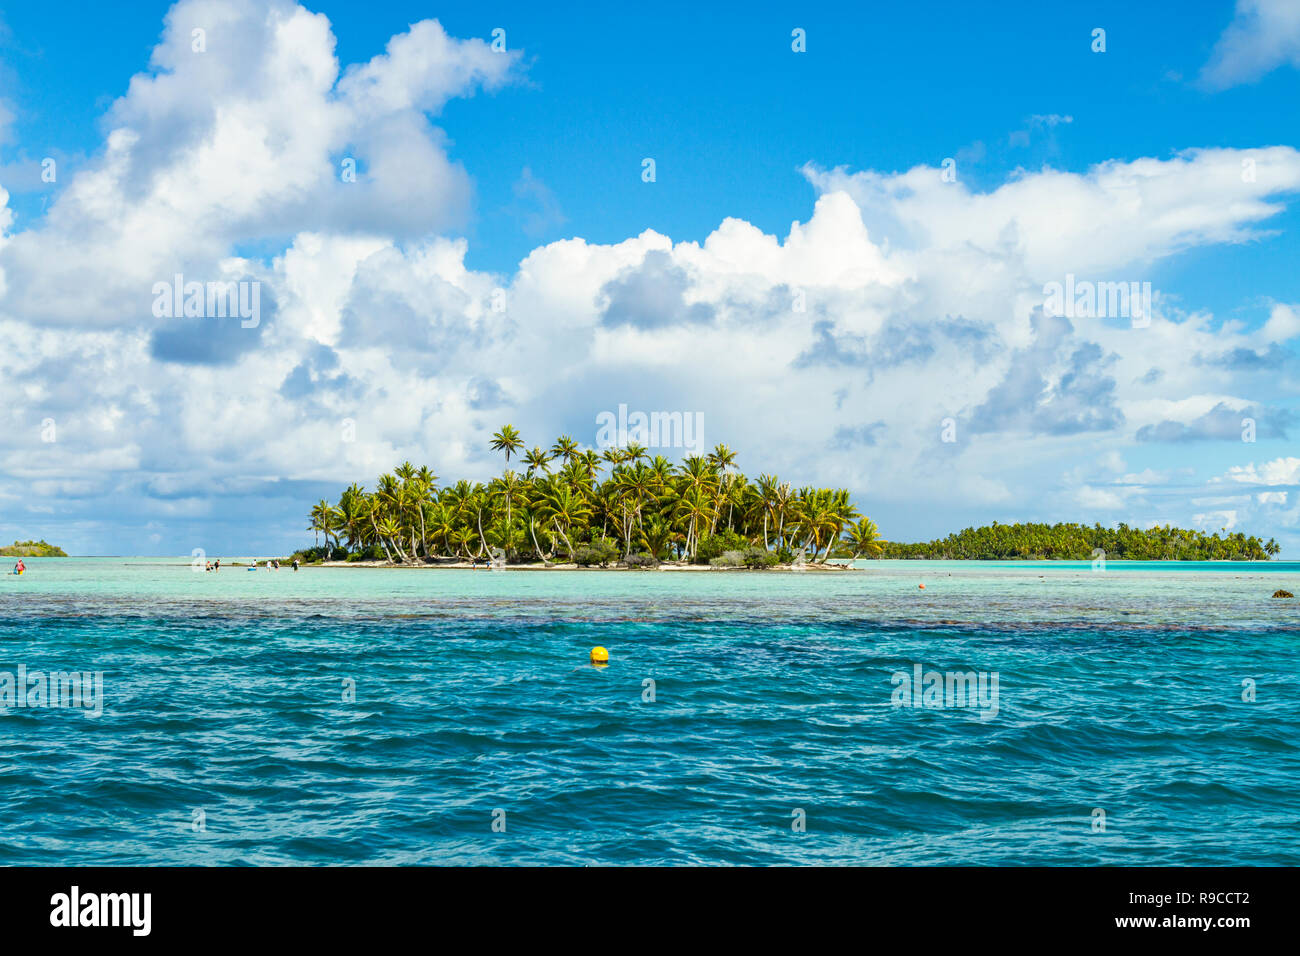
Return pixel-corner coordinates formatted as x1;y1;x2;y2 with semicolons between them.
590;646;609;665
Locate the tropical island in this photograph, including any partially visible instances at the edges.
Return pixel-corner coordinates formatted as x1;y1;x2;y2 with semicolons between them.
294;427;1280;568
296;426;881;568
0;539;68;557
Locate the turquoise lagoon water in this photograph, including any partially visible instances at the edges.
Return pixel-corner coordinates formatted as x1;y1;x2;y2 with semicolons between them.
1;557;1297;865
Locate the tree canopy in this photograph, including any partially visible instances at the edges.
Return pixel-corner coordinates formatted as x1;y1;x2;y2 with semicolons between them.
878;521;1279;560
300;426;877;566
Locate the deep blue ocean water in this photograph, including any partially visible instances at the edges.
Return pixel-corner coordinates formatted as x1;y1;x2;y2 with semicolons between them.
1;558;1297;865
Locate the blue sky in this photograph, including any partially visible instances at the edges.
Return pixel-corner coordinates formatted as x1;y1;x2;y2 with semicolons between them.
5;1;1297;289
1;0;1298;555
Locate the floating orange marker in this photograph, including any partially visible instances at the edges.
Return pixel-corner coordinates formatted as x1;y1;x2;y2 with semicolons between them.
918;583;926;590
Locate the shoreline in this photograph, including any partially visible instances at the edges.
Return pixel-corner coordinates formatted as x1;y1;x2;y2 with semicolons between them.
301;559;859;572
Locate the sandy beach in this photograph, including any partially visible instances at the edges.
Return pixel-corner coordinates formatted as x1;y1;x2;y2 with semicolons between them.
303;559;860;572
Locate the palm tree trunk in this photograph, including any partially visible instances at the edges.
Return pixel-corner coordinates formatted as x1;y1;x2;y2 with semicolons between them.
529;520;550;565
552;519;575;558
476;506;489;558
370;515;394;562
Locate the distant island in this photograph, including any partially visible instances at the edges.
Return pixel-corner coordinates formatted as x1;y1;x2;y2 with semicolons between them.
0;539;68;557
879;521;1279;561
293;427;1279;568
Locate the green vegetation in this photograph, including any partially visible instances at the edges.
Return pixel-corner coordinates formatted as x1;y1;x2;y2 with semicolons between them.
301;426;877;566
302;438;1278;566
0;539;68;557
878;522;1279;560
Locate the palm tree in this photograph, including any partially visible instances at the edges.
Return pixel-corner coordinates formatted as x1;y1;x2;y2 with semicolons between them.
822;489;859;561
425;503;456;558
707;443;737;473
770;480;796;550
376;515;403;563
577;449;603;482
520;503;552;564
450;525;475;561
677;486;715;559
557;458;592;493
413;466;438;556
490;425;525;464
609;464;655;558
523;446;552;476
336;485;368;552
467;486;492;559
679;455;718;495
489;470;527;560
539;484;591;558
618;465;656;531
308;500;332;549
846;517;887;558
638;514;673;561
550;434;580;464
396;481;424;560
361;486;395;562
